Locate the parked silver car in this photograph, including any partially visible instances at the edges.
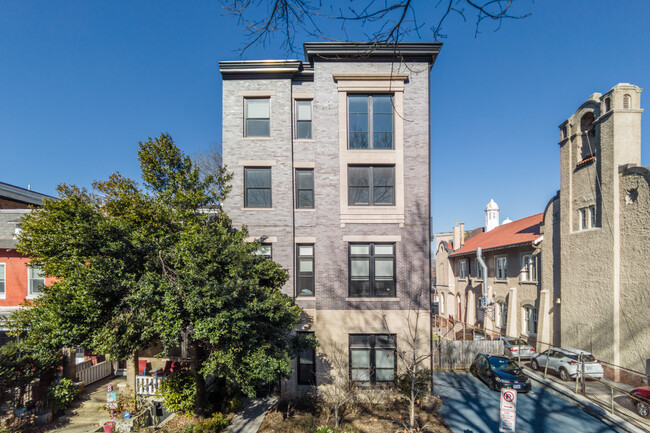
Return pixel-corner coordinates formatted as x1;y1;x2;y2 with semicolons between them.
531;347;604;381
495;337;536;359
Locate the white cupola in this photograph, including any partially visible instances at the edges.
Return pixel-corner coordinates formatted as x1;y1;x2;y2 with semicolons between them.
485;199;500;232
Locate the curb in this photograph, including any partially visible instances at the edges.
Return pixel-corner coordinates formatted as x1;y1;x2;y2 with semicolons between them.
524;367;646;433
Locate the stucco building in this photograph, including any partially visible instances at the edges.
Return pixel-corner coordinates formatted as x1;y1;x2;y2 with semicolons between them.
219;42;441;394
541;83;649;375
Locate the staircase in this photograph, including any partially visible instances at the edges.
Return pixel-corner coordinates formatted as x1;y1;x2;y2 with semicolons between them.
47;376;127;433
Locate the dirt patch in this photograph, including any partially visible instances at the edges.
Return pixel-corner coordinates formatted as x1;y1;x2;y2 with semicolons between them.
258;397;451;433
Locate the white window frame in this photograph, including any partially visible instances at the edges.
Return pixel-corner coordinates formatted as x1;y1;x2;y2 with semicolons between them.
27;265;45;298
522;305;537;336
495;256;508;281
457;259;468;280
580;205;597;230
520;254;538;283
0;263;5;299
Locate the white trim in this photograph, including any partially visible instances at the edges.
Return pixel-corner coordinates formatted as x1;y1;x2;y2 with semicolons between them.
295;237;316;243
26;265;44;299
342;235;401;242
238;90;276;97
238;160;277;166
244;236;278;243
293;92;314;99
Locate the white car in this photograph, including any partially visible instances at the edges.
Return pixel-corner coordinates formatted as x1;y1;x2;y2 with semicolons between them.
531;347;604;381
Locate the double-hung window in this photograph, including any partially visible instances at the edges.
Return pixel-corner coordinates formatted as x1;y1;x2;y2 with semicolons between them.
296;244;314;296
296;100;312;139
521;254;538;282
580;205;596;230
495;256;508;280
254;243;272;259
0;263;5;298
348;165;395;206
297;331;316;385
295;169;314;209
523;305;537;335
349;243;395;297
349;334;396;385
244;167;272;208
457;259;467;279
28;265;45;297
244;98;270;137
348;95;393;149
475;259;484;280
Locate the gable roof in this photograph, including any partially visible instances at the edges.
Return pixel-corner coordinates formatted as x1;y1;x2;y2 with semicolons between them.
0;182;55;207
449;213;543;257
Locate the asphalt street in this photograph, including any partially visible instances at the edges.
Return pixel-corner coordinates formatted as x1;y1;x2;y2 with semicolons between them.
434;371;626;433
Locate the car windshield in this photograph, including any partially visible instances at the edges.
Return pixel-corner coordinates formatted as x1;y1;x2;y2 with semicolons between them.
566;353;597;362
506;339;529;346
489;357;520;373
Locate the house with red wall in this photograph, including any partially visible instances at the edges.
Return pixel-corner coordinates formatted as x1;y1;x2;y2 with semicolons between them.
0;182;56;346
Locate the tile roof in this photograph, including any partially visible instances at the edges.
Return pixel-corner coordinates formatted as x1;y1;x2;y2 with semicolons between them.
449;213;543;257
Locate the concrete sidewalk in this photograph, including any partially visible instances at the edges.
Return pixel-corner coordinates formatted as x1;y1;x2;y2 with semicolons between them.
224;396;277;433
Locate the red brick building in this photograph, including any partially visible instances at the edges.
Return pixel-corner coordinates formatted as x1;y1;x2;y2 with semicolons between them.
0;182;55;345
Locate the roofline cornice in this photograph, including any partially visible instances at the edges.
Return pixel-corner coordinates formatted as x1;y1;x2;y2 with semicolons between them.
219;60;305;77
304;42;442;66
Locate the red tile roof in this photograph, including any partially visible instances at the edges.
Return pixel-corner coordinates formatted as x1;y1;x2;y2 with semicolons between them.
449;213;543;257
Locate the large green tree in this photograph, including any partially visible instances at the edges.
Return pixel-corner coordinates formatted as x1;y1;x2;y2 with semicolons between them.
10;134;309;414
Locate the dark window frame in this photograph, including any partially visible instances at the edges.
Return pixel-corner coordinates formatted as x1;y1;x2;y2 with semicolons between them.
296;244;315;297
295;168;314;209
347;165;395;206
255;243;272;259
347;94;394;150
348;243;396;298
244;97;270;137
295;99;312;140
349;334;396;385
297;331;316;385
244;166;272;208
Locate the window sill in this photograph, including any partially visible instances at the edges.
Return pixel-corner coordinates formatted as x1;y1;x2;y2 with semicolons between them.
295;208;315;212
241;137;273;140
295;139;315;142
520;281;538;285
242;207;274;211
346;297;399;302
495;279;508;283
26;295;41;300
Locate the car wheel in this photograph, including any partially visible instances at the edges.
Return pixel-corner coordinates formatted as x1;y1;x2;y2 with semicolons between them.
635;400;649;418
489;378;499;391
470;366;477;377
559;367;570;381
531;359;539;371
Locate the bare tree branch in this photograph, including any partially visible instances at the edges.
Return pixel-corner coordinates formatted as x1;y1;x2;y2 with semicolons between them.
219;0;532;54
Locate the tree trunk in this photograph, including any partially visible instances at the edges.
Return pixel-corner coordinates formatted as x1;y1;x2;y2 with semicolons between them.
191;342;208;417
334;406;339;428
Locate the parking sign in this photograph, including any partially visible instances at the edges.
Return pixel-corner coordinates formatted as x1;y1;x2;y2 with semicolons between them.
499;388;517;432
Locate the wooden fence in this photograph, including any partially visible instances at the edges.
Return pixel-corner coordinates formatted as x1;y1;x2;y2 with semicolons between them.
433;340;504;370
76;360;112;385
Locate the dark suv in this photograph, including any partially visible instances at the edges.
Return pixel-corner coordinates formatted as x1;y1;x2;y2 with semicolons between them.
470;353;531;393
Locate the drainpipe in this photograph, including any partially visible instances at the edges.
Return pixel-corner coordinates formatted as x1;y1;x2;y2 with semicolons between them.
476;247;489;307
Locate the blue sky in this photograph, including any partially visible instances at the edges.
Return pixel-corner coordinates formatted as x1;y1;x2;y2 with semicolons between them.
1;1;648;233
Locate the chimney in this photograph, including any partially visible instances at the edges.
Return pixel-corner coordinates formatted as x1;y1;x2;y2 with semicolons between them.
452;223;461;250
460;223;465;245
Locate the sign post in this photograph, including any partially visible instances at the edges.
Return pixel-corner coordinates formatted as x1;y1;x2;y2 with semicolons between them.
499;388;517;433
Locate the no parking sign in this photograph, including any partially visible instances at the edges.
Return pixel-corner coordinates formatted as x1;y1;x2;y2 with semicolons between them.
499;388;517;432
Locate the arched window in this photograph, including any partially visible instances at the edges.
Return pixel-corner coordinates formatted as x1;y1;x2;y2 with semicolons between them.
605;97;611;112
623;94;631;109
522;305;537;336
580;112;596;161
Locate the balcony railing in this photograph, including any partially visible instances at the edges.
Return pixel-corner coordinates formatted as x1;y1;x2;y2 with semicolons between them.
136;376;161;396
